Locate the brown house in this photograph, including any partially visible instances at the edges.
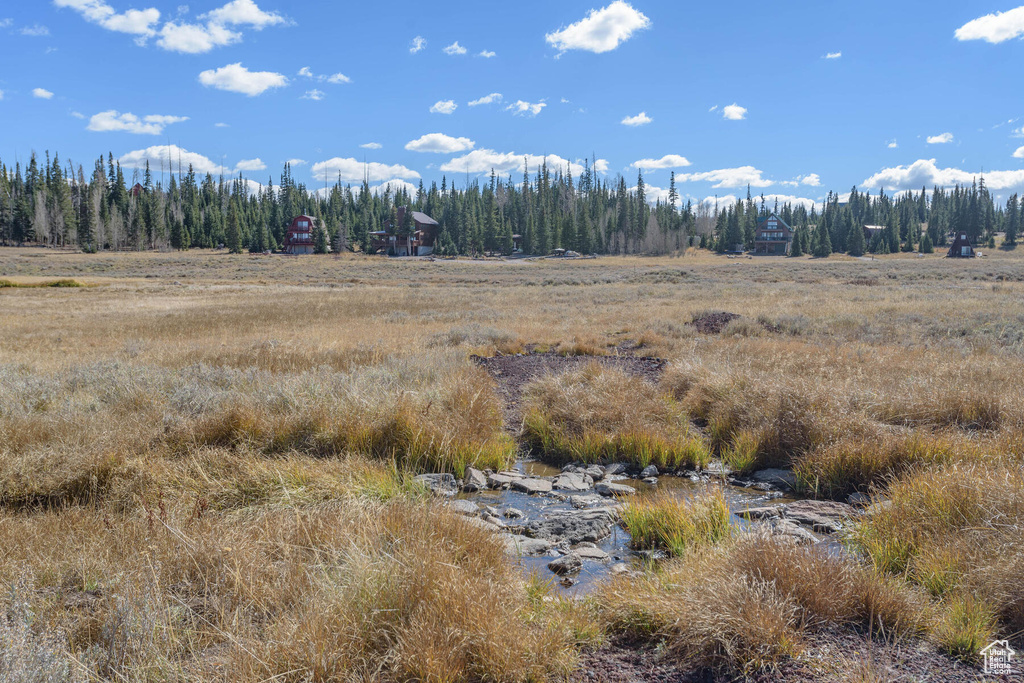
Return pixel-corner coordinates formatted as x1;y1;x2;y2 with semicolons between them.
947;231;976;258
371;207;439;256
754;213;794;255
284;215;316;255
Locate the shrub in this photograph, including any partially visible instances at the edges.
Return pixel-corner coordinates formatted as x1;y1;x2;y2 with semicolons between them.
620;488;731;556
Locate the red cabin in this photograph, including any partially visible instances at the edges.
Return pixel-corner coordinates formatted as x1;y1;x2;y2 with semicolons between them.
284;215;316;254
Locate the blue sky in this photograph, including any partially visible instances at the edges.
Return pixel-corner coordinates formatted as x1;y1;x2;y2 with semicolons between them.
2;0;1024;208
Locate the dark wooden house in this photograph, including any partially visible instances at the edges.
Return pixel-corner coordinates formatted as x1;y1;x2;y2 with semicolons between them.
284;215;316;255
947;231;976;258
754;213;794;255
371;207;439;256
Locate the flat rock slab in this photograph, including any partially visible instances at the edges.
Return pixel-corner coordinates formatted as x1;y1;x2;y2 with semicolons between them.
750;468;798;490
596;482;637;497
569;494;605;509
503;535;552;556
548;553;583;575
526;512;615;545
740;505;783;520
573;546;611;561
784;500;856;533
487;473;519;489
553;472;593;491
511;478;553;494
446;500;480;515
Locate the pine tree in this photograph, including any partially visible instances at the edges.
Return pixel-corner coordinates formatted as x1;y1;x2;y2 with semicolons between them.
790;226;804;256
226;200;242;253
313;219;328;254
847;222;866;257
920;231;934;253
812;220;832;257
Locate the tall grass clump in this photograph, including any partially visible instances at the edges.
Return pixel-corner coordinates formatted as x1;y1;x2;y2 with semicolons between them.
620;489;731;556
521;363;710;469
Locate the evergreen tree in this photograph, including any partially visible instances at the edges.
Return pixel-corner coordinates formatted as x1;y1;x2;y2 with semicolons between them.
847;222;866;257
225;200;242;253
812;219;832;257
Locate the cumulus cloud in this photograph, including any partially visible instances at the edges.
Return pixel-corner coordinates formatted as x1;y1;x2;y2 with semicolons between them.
301;89;325;100
824;51;841;59
888;139;899;149
410;35;426;53
87;110;188;135
53;0;160;38
621;111;652;127
631;154;691;170
198;63;288;96
202;0;285;29
235;157;266;172
405;133;475;154
955;7;1024;44
21;24;50;36
157;20;241;53
439;149;608;178
311;157;420;183
326;73;351;84
360;142;382;150
862;158;1024;191
468;93;503;106
545;1;650;54
120;144;226;175
722;103;747;120
506;100;546;117
1015;147;1024;159
430;100;458;115
32;88;54;99
286;158;306;166
214;122;230;128
801;173;821;186
443;41;467;55
676;166;772;188
478;50;496;58
927;132;954;144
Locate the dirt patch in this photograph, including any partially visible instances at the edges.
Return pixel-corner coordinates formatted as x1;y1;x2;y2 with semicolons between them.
690;311;742;334
471;352;667;431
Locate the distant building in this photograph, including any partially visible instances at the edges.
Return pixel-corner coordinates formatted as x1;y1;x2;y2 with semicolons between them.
371;207;439;256
130;183;145;197
754;213;794;255
947;231;976;258
284;215;316;255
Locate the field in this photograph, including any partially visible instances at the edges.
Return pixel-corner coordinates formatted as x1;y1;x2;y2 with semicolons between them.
3;246;1024;682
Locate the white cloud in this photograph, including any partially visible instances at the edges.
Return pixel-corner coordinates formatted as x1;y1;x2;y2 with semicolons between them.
927;132;954;144
888;139;899;149
443;41;467;55
440;149;607;178
621;111;652;127
32;88;54;99
120;144;226;175
824;51;841;59
410;35;426;54
326;73;350;84
676;166;772;188
722;103;747;120
198;63;288;96
430;100;458;114
70;111;85;118
234;157;266;172
801;173;821;186
955;7;1024;44
1014;147;1024;159
53;0;160;38
297;66;313;78
0;19;11;29
214;122;230;128
86;110;188;135
302;89;325;101
545;1;650;54
311;158;421;183
158;20;240;52
631;154;691;170
318;178;420;198
286;158;306;166
405;133;475;154
759;194;818;210
506;100;546;117
360;142;383;150
478;50;496;58
298;67;351;84
708;105;718;112
202;0;285;29
21;24;50;36
862;158;1024;191
468;93;503;106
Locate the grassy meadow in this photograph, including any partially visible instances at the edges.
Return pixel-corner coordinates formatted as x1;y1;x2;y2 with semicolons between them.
3;245;1024;681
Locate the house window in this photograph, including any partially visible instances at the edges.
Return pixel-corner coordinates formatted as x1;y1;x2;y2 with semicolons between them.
298;220;309;228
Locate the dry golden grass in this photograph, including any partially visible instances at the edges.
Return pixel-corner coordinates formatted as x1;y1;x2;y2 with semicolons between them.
619;488;731;556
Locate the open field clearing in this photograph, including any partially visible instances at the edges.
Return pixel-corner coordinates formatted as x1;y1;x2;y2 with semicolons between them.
3;247;1024;681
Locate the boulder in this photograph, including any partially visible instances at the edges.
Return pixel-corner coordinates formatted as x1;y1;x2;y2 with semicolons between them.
740;505;783;520
414;473;458;497
595;482;637;497
487;473;519;489
766;519;819;545
573;545;610;561
783;500;855;534
547;553;582;575
503;535;552;556
553;472;594;492
750;468;798;490
604;463;629;476
584;466;605;480
569;494;604;509
640;465;659;478
526;509;616;545
446;500;480;516
503;507;525;519
511;478;553;495
463;467;488;492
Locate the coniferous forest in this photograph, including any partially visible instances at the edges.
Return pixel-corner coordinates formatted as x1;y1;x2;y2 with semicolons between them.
0;151;1018;256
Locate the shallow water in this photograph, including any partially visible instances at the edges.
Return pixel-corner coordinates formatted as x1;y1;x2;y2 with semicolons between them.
460;460;807;594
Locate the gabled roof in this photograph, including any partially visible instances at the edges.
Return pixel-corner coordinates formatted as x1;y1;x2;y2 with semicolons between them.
756;212;792;231
410;210;438;226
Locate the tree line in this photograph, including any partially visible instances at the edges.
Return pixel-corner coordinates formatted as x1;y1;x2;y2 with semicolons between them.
0;151;1018;257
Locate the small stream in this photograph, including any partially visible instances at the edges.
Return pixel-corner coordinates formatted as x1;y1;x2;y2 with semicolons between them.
457;460;807;594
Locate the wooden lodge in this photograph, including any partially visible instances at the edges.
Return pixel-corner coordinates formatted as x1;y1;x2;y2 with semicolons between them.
947;231;976;258
754;213;794;255
284;215;316;255
370;207;439;256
